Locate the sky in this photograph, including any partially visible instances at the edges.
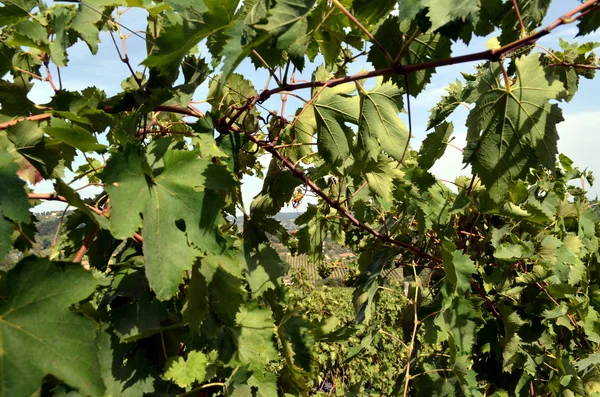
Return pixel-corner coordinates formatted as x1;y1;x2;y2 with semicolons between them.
25;0;600;213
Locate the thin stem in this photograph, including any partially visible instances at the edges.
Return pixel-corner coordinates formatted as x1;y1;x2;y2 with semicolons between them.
13;67;44;81
510;0;526;36
548;62;600;69
400;73;412;164
258;0;600;102
252;49;282;86
42;54;59;93
500;61;511;93
273;142;317;149
180;382;225;396
68;165;106;185
240;127;442;262
410;368;451;380
330;0;394;65
403;265;420;397
73;224;99;263
536;44;562;62
56;66;63;91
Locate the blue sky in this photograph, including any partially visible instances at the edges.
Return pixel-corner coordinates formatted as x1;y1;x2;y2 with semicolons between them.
29;0;600;213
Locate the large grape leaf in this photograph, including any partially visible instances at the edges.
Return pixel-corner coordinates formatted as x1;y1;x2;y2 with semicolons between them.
314;88;359;165
463;54;564;202
0;257;103;396
102;145;237;300
357;79;409;162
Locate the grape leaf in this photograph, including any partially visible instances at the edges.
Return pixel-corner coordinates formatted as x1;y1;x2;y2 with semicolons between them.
97;328;156;396
418;121;453;170
364;158;403;202
164;350;208;388
143;0;238;79
0;150;29;223
424;0;480;31
357;78;408;162
427;79;475;130
0;257;103;396
442;248;476;295
464;55;564;202
369;17;452;96
2;120;76;181
111;292;168;342
435;296;478;354
244;244;285;297
314;88;359;165
71;4;104;54
44;117;108;152
352;0;396;26
232;303;278;371
102;146;237;300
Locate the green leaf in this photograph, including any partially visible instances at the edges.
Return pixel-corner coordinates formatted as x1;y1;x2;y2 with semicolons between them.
357;78;409;162
48;6;73;67
364;158;403;202
578;8;600;37
352;0;396;26
102;146;237;300
164;350;208;388
314;87;359;165
427;79;475;130
2;120;75;181
0;257;103;396
0;150;29;224
44;118;108;152
97;328;156;396
369;17;452;96
143;0;238;79
424;0;480;31
244;244;285;297
435;296;478;354
71;4;104;54
499;305;525;373
464;55;564;202
232;303;278;371
442;248;476;295
182;265;209;329
111;292;168;342
418;121;453;170
353;245;400;323
256;0;316;40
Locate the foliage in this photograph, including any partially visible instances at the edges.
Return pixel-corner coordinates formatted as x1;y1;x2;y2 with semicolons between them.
1;0;600;396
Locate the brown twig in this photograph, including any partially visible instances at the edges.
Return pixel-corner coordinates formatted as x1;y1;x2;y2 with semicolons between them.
73;224;99;263
237;126;442;263
42;53;59;93
0;104;201;131
252;50;281;86
547;62;600;69
258;0;600;102
510;0;526;36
